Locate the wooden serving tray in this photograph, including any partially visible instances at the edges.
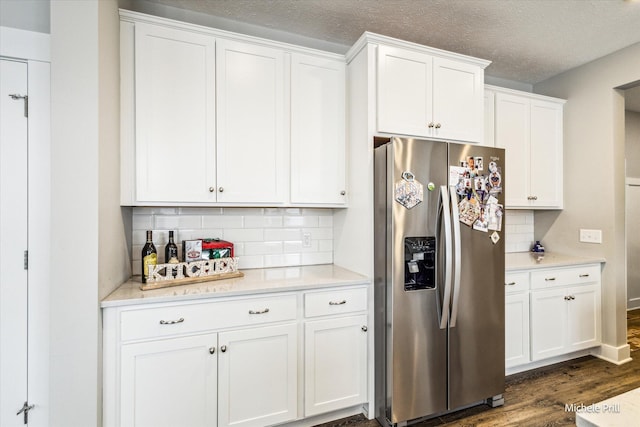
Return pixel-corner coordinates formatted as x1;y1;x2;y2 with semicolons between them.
139;271;244;291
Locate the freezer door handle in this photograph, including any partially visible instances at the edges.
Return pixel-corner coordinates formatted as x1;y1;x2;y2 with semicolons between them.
439;185;453;330
449;186;462;328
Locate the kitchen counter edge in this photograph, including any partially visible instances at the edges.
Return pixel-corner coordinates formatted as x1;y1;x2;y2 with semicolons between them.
506;252;606;271
101;264;371;308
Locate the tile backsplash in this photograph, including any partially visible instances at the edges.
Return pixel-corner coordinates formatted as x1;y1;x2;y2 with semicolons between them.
504;210;534;253
131;207;532;274
131;207;333;275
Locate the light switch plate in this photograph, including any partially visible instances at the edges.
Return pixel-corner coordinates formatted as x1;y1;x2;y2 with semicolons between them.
580;229;602;244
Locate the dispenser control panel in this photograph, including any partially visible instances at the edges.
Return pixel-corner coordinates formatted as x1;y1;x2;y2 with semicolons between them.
404;236;436;291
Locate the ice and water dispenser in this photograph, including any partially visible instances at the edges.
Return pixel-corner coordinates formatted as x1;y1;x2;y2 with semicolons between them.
404;236;436;291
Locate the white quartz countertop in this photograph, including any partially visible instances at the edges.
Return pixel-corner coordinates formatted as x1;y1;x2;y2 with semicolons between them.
506;252;606;271
101;264;370;308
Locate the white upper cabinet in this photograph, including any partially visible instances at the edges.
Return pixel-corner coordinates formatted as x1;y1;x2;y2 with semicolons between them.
290;53;346;204
216;39;286;204
120;11;347;207
377;44;486;143
133;22;216;203
491;86;565;209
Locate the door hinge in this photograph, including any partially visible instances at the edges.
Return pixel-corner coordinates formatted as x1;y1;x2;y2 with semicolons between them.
17;401;34;424
9;94;28;118
24;250;28;270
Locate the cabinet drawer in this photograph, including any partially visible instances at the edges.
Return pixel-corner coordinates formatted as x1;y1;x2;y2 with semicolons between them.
304;287;367;318
120;295;297;341
505;272;530;294
530;264;600;290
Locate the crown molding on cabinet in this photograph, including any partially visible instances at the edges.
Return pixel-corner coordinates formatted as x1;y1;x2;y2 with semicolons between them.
345;30;491;69
119;9;345;62
485;84;567;104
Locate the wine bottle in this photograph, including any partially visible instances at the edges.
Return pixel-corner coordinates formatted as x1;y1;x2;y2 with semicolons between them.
141;230;157;283
165;231;179;263
165;231;180;277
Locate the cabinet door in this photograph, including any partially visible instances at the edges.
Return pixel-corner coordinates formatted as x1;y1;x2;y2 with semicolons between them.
483;89;495;147
432;57;484;143
290;54;346;204
135;22;216;203
495;93;531;207
505;293;530;368
216;39;286;203
530;288;566;361
530;99;563;208
304;315;368;416
567;284;601;351
120;333;217;427
218;323;297;427
377;45;433;137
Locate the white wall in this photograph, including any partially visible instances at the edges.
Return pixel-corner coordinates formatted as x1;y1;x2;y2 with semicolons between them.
51;1;122;425
625;111;640;178
626;110;640;309
534;42;640;363
0;0;49;34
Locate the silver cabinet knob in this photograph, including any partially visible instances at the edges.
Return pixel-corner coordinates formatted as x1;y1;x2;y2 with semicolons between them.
361;326;368;332
209;347;215;354
209;187;215;193
505;282;516;286
220;345;227;352
219;187;224;192
435;123;441;129
428;122;435;128
340;190;346;196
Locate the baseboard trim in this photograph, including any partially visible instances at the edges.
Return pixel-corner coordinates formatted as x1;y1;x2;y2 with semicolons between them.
591;343;632;365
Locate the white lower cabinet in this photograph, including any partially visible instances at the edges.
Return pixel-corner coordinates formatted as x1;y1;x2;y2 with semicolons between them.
304;315;368;416
120;333;218;427
218;324;298;427
104;284;370;427
505;263;602;371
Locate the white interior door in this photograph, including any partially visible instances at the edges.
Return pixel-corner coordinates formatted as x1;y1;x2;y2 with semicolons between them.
0;58;29;426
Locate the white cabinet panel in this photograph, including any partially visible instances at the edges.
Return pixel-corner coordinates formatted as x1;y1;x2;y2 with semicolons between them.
530;288;567;361
567;285;601;351
218;323;298;427
216;39;286;203
505;293;530;368
495;92;531;207
134;22;216;203
377;45;484;143
432;57;484;143
290;53;346;204
483;89;495;147
377;45;433;138
120;333;218;427
530;99;564;208
304;315;368;416
493;87;564;209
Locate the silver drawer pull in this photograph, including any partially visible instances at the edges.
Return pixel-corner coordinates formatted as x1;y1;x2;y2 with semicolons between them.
545;277;556;281
505;282;516;286
329;300;347;305
248;308;270;315
579;274;590;278
159;317;184;325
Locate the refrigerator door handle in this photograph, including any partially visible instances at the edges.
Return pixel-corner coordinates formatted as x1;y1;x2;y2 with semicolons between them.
439;185;453;330
449;186;462;328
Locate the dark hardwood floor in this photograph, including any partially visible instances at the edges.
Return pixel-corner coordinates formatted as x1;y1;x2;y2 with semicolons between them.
316;309;640;427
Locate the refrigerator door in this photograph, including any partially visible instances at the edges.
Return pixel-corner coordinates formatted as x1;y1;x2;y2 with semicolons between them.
447;143;505;409
382;137;449;423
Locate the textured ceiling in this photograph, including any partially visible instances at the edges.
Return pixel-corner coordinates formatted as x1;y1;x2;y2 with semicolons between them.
140;0;640;85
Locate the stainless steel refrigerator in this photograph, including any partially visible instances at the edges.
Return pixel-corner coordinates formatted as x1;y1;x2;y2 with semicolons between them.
374;137;505;426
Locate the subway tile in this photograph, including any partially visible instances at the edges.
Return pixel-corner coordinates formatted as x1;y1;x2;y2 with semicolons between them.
303;208;333;216
265;228;302;241
301;252;333;265
264;208;285;216
318;240;333;252
233;242;245;256
319;216;333;227
302;227;333;240
222;207;264;216
223;228;264;242
202;215;243;228
284;240;318;253
264;254;302;268
284;216;319;227
178;207;223;215
133;207;178;215
244;215;283;228
284;208;301;215
132;215;153;230
195;229;225;239
238;255;264;269
244;241;283;256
